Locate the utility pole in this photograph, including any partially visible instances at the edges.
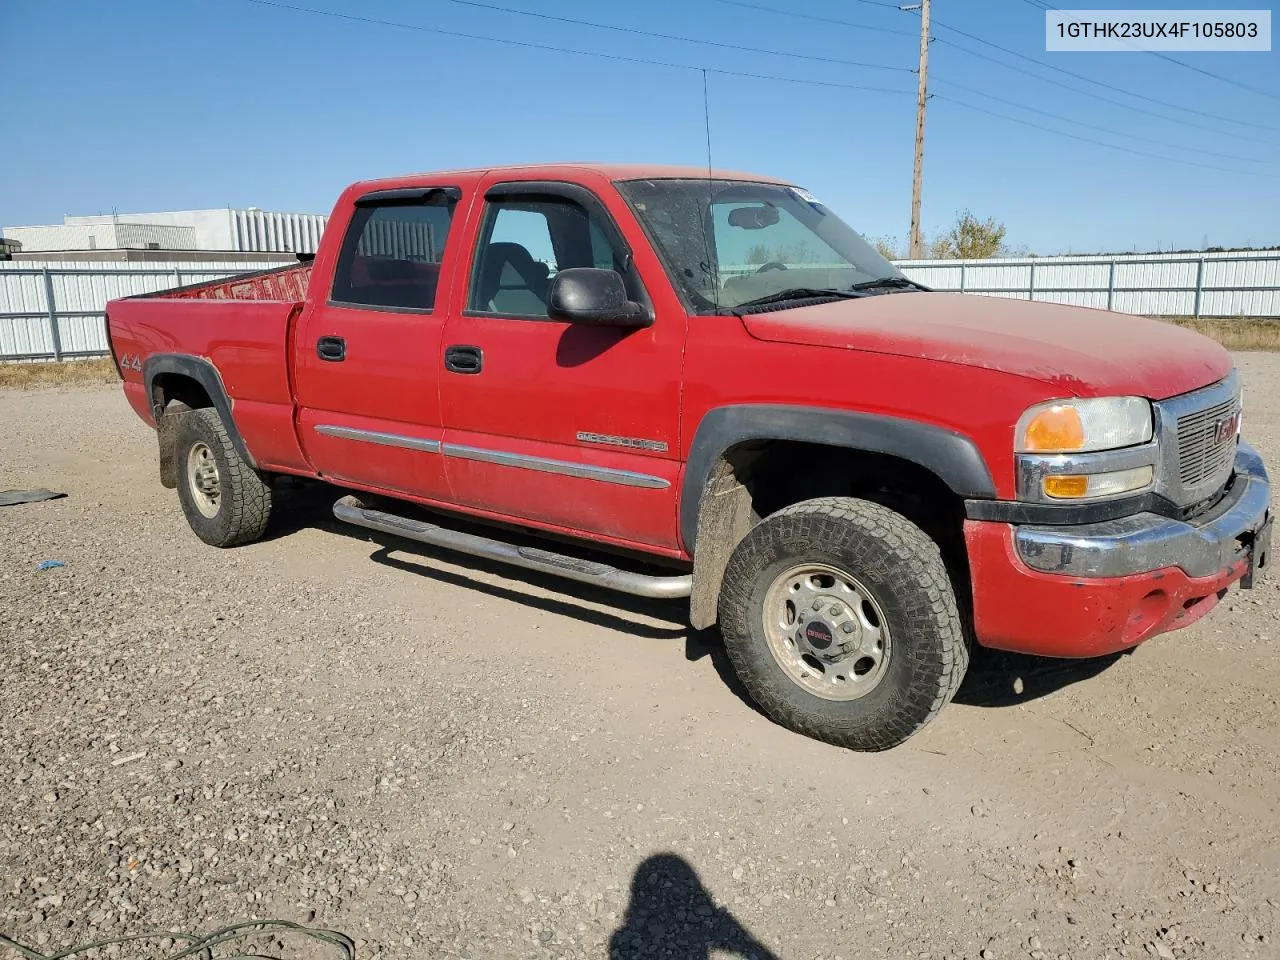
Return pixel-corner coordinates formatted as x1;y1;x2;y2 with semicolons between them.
907;0;930;259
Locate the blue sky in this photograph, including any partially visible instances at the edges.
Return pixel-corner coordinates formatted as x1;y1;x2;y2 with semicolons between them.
1;0;1277;254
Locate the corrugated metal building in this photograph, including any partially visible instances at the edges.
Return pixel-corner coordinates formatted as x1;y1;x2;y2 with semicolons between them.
3;207;328;254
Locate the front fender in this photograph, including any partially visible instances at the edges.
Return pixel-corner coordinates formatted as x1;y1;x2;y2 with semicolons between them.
680;404;996;554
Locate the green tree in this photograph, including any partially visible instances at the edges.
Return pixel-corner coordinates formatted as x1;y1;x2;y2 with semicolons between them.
930;210;1008;260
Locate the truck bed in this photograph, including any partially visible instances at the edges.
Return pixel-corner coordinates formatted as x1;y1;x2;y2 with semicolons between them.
108;263;311;473
139;261;313;302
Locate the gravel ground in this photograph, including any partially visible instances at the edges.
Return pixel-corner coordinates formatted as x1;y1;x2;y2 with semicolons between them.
2;354;1279;960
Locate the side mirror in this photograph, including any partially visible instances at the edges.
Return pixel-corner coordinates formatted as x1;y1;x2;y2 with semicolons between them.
547;268;652;328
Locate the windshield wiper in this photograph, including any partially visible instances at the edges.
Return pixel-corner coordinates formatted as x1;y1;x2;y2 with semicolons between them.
732;287;863;310
848;276;927;292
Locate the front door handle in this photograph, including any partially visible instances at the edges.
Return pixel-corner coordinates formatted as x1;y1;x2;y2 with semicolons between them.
317;336;346;362
444;344;483;375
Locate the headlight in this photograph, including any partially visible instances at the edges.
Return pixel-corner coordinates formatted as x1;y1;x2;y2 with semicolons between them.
1015;397;1153;454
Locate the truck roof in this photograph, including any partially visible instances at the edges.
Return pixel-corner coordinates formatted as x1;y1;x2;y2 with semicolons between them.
346;162;793;195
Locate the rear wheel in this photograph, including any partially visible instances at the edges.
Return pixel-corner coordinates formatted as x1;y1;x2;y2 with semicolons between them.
718;497;966;751
174;407;272;547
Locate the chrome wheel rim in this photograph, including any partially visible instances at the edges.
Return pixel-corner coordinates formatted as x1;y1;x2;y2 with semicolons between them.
762;562;891;701
186;442;221;519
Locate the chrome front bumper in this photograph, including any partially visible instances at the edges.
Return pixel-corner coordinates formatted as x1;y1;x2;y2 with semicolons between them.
1015;441;1271;579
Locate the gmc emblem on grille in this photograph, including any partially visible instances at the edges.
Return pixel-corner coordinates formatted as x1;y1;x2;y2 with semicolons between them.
1212;411;1241;444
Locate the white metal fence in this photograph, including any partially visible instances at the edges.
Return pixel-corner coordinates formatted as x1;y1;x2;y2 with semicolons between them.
895;251;1280;318
0;260;281;361
2;250;1277;363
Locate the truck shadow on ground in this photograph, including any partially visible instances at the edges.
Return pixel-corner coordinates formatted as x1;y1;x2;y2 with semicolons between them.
268;480;1127;715
260;477;354;543
610;853;780;960
952;646;1127;707
266;479;764;709
369;543;765;713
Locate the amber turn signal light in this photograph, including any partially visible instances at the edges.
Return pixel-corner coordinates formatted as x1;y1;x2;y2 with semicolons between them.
1041;466;1154;500
1043;475;1089;498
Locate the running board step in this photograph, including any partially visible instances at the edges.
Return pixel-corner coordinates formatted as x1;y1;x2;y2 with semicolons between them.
332;495;692;600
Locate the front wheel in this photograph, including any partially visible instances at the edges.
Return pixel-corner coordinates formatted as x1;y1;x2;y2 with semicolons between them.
717;497;967;751
174;407;272;547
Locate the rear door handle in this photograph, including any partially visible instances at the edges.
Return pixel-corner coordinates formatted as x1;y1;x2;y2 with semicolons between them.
444;344;483;375
317;336;346;362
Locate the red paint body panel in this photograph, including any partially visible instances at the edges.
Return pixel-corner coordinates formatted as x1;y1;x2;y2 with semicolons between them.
436;167;686;549
123;380;152;426
284;177;475;499
679;314;1052;502
742;294;1232;401
291;299;452;497
964;519;1244;658
295;407;447;498
296;469;689;560
108;297;310;473
442;427;682;549
105;162;1251;667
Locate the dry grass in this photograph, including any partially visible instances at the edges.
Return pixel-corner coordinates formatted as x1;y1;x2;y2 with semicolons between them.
0;357;120;389
1160;316;1280;351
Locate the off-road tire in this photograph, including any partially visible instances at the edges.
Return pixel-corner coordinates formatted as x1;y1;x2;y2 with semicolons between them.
718;496;966;751
174;407;272;547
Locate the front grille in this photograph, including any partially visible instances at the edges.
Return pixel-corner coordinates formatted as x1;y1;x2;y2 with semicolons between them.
1153;371;1241;509
1176;395;1239;487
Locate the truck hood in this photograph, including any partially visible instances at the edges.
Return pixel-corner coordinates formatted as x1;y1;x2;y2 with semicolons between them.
739;292;1231;400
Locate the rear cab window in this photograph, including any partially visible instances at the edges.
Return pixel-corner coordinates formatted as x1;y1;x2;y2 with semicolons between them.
330;188;459;312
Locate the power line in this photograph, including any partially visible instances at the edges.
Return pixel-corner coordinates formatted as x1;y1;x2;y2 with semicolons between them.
934;93;1270;178
701;0;1280;140
934;78;1279;166
441;0;911;73
239;0;1272;180
239;0;915;95
929;15;1280;133
1020;0;1280;101
707;0;916;38
712;0;930;251
929;34;1280;147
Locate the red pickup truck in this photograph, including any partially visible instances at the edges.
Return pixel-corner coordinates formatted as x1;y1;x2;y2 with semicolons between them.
107;163;1271;751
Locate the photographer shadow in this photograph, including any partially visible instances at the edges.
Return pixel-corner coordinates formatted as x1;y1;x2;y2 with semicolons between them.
609;854;780;960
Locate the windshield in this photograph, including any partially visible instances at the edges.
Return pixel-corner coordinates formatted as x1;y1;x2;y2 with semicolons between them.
616;178;904;313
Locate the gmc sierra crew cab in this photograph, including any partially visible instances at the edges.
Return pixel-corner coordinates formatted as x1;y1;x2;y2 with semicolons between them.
106;163;1272;751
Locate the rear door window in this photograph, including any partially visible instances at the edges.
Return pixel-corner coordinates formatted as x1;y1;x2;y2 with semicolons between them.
330;193;456;311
